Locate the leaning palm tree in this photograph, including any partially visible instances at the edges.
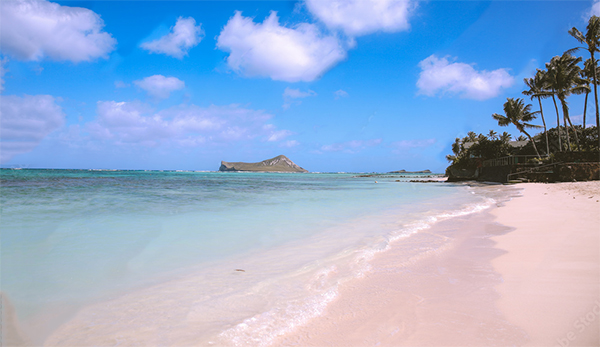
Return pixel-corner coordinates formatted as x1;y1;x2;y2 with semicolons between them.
545;53;587;151
569;15;600;148
523;69;551;154
493;98;542;158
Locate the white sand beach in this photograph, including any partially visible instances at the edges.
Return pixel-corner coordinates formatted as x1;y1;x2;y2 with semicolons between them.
277;182;600;346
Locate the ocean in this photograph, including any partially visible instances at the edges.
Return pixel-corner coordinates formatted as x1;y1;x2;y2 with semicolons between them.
0;169;507;346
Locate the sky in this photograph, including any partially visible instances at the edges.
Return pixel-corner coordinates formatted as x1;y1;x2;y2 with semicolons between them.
0;0;598;172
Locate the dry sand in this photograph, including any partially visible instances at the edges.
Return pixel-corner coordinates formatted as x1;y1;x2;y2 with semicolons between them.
491;182;600;347
277;182;600;346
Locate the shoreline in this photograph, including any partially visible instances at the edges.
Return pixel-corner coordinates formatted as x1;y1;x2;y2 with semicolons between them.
6;181;598;346
276;182;600;346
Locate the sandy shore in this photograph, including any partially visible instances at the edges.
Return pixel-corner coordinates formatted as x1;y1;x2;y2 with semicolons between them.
491;182;600;347
277;182;600;346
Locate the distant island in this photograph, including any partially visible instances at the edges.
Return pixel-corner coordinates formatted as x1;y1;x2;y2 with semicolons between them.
388;170;432;174
219;155;308;173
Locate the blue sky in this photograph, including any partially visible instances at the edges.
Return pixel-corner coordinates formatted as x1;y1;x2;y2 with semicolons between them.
0;0;597;172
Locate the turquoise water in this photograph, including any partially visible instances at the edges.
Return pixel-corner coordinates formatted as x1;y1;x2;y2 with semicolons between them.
0;169;500;345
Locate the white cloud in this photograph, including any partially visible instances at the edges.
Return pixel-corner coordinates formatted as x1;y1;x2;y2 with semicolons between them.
140;17;204;59
0;58;8;92
417;55;514;100
283;87;317;99
0;0;116;62
87;101;291;146
589;0;600;17
0;95;65;163
134;75;185;99
283;87;317;109
320;138;381;153
217;11;347;82
267;129;293;142
334;89;349;99
281;140;300;148
392;138;435;149
305;0;415;37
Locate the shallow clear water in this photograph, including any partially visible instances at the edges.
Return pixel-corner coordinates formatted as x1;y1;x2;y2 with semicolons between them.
0;169;502;345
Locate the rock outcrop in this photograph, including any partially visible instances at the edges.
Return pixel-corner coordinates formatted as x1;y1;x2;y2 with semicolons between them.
219;155;308;173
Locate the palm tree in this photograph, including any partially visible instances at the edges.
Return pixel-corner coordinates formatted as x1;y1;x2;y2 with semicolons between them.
569;15;600;148
581;58;598;128
466;131;478;142
500;132;512;143
545;53;587;151
492;98;542;158
523;69;551;154
540;66;565;151
487;130;498;140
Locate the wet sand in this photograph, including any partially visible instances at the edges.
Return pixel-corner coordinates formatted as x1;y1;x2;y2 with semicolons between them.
277;182;600;346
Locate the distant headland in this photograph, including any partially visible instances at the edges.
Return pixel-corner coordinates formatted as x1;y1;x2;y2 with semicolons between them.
388;170;432;174
219;155;308;173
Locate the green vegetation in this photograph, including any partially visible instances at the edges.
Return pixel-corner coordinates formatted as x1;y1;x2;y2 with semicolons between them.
446;131;514;168
492;98;543;158
447;15;600;170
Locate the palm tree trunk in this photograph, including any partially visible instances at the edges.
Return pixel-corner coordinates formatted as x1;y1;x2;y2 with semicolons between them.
558;95;572;152
592;53;600;150
560;97;581;151
522;129;541;159
552;95;563;151
583;91;589;128
537;97;550;155
564;110;582;151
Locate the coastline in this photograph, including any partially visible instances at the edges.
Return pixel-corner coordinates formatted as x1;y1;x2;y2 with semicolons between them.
276;181;600;346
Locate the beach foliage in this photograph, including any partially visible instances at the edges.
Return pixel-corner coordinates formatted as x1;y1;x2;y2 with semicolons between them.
493;98;543;158
445;16;600;179
446;131;513;167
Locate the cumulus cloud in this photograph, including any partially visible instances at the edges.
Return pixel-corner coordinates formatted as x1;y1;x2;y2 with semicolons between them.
217;11;347;82
334;89;349;99
417;55;514;100
0;0;116;62
87;101;291;146
140;17;204;59
283;87;317;109
589;0;600;17
0;94;65;163
305;0;415;37
134;75;185;99
320;138;382;153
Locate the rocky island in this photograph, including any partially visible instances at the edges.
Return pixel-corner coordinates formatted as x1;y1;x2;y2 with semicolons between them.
219;155;308;173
